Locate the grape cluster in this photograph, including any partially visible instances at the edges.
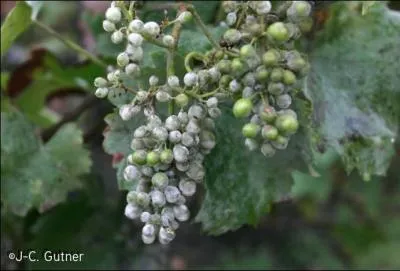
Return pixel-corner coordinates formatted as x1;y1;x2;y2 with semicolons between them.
217;1;312;157
124;102;218;244
93;0;313;245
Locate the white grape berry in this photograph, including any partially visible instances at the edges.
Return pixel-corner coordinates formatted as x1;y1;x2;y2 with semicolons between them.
186;162;205;181
152;126;169;141
169;130;182;143
94;77;108;88
188;104;205;119
119;104;135;121
124;203;141;219
140;211;151;223
128;33;144;47
255;1;272;15
185;119;201;134
105;7;121;23
134;125;148;138
142;224;156;238
125;63;141;77
206;97;218;108
150;190;166;207
276;94;292;109
162;35;175;47
123;165;141;182
181;132;195;147
177;111;189;125
111;30;124;44
129;19;144;32
173;205;190;222
129;46;143;62
143;21;160;37
149;75;159;86
184;72;198;87
168;75;180;88
95;87;109;98
179;179;196;197
156;91;170;102
164;186;181;203
103;20;116;32
165;115;180;131
173;144;190;163
226;12;237;26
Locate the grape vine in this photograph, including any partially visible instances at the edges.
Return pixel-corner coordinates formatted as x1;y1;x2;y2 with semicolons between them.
93;0;314;245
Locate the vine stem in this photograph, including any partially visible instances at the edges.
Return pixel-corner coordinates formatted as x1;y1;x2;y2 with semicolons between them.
33;20;107;69
167;19;183;115
186;5;221;50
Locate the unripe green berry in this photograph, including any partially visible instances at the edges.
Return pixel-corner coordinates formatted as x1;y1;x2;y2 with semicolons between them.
263;49;280;67
283;70;297;85
217;60;231;74
240;44;256;59
270;68;284;82
272;135;289;150
175;93;189;107
231;58;245;75
267;22;290;42
261;125;279;140
233;98;253;118
275;114;299;134
219;75;233;88
242;123;260;138
146;151;159;166
255;67;269;82
268;82;285;95
160;149;174;164
132;150;147;165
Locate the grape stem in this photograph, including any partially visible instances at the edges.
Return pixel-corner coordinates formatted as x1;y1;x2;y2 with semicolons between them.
186;5;221;50
33;20;107;69
184;52;206;72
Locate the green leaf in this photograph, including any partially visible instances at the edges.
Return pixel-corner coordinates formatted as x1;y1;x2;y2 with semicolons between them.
1;110;91;216
195;105;310;235
306;2;400;179
103;112;144;190
1;1;32;56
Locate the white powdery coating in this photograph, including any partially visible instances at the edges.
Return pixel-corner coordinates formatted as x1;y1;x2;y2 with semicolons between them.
142;234;156;244
129;19;144;32
143;21;160;37
149;75;159;86
206;97;218;108
105;7;121;23
226;12;237;26
176;11;192;23
256;1;272;15
136;90;148;103
229;79;241;93
169;130;182;143
129;46;143;62
168;75;180;88
156;91;170;102
95;87;109;98
185;119;201;134
151;190;166;207
142;224;156;237
151;172;169;189
173;144;190;163
179;179;196;196
94;77;108;88
276;94;292;109
173;205;190;222
261;143;276;157
162;35;175;47
123;165;141;182
177;111;189;125
208;67;221;82
125;63;141;77
242;87;254;98
103;20;116;32
176;161;190;172
186;162;205;181
152;126;169;141
165;115;180;131
128;33;144;47
208;107;222;119
119;104;135;121
164;186;181;203
183;72;198;87
124;203;141;219
188;104;206;119
159;227;175;244
111;30;124;44
140;212;151;223
134;125;148;138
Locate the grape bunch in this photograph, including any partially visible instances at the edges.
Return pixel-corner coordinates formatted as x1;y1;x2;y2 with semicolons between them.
93;1;313;244
217;0;313;157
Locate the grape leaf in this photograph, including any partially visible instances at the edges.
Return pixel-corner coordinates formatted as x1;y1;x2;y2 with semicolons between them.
1;110;91;216
0;1;32;56
195;105;311;235
305;2;400;180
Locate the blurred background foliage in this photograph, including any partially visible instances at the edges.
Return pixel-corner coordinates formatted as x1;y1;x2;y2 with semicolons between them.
1;1;400;270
